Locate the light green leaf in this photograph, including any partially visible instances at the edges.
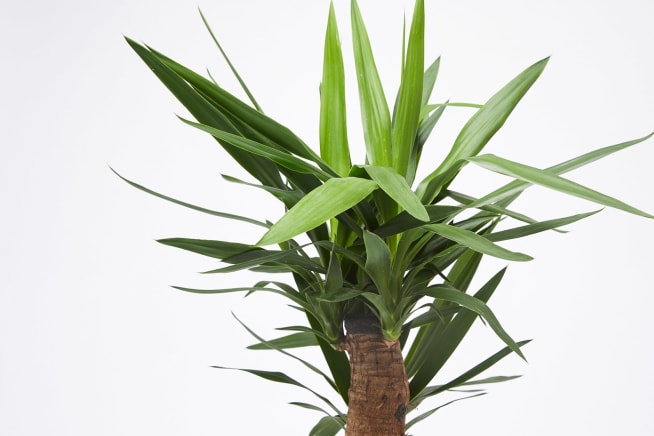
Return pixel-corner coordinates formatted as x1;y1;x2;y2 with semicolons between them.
421;57;441;106
424;223;532;261
259;177;378;246
466;134;654;211
321;3;350;177
417;57;549;203
365;166;429;221
469;154;654;219
391;0;424;176
419;285;525;360
351;0;392;167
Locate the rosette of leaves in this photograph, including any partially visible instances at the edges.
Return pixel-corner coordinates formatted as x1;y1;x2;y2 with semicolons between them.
118;1;652;434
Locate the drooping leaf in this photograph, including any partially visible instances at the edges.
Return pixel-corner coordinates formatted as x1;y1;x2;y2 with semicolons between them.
411;340;531;404
467;132;654;211
258;177;378;246
247;331;319;350
111;168;268;228
408;267;503;394
469;154;654;219
418;285;524;359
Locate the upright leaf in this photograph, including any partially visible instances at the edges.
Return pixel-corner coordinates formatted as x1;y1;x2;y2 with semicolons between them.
417;57;549;203
351;0;392;167
321;3;350;177
391;0;424;176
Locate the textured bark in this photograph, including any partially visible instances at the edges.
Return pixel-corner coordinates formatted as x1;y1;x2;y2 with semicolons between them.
340;316;409;436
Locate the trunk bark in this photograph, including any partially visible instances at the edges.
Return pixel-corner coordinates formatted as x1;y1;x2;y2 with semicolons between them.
340;316;409;436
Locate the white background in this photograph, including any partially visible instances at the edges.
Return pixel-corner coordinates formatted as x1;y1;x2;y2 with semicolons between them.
2;0;653;434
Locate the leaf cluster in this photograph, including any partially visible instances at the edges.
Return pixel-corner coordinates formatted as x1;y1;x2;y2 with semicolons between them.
120;1;652;433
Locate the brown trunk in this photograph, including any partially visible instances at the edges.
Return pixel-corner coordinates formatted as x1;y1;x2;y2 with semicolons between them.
340;316;409;436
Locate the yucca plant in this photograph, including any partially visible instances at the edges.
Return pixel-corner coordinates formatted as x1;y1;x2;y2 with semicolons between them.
118;1;652;434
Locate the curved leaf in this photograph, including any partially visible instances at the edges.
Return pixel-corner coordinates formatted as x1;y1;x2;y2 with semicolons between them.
469;154;654;219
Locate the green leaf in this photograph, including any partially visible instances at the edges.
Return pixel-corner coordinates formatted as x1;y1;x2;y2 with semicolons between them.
391;0;424;176
419;285;525;360
424;223;532;261
405;393;486;430
149;47;324;165
351;0;392;167
365;166;429;221
247;331;318;350
469;154;654;219
487;210;601;242
421;57;441;106
157;238;259;259
362;229;392;301
309;416;345;436
460;375;522;386
319;288;364;303
407;264;498;389
198;8;262;112
111;168;268;228
179;117;333;180
258;177;378;246
417;57;549;203
411;340;531;404
125;38;286;190
466;133;654;211
320;3;350;177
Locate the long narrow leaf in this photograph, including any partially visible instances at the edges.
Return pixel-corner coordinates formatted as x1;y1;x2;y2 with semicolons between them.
417;57;549;203
419;284;525;359
111;168;268;228
321;3;350;177
199;8;262;111
351;0;392;167
391;0;424;176
467;132;654;211
424;223;532;261
469;154;654;219
258;177;378;246
179;117;333;180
